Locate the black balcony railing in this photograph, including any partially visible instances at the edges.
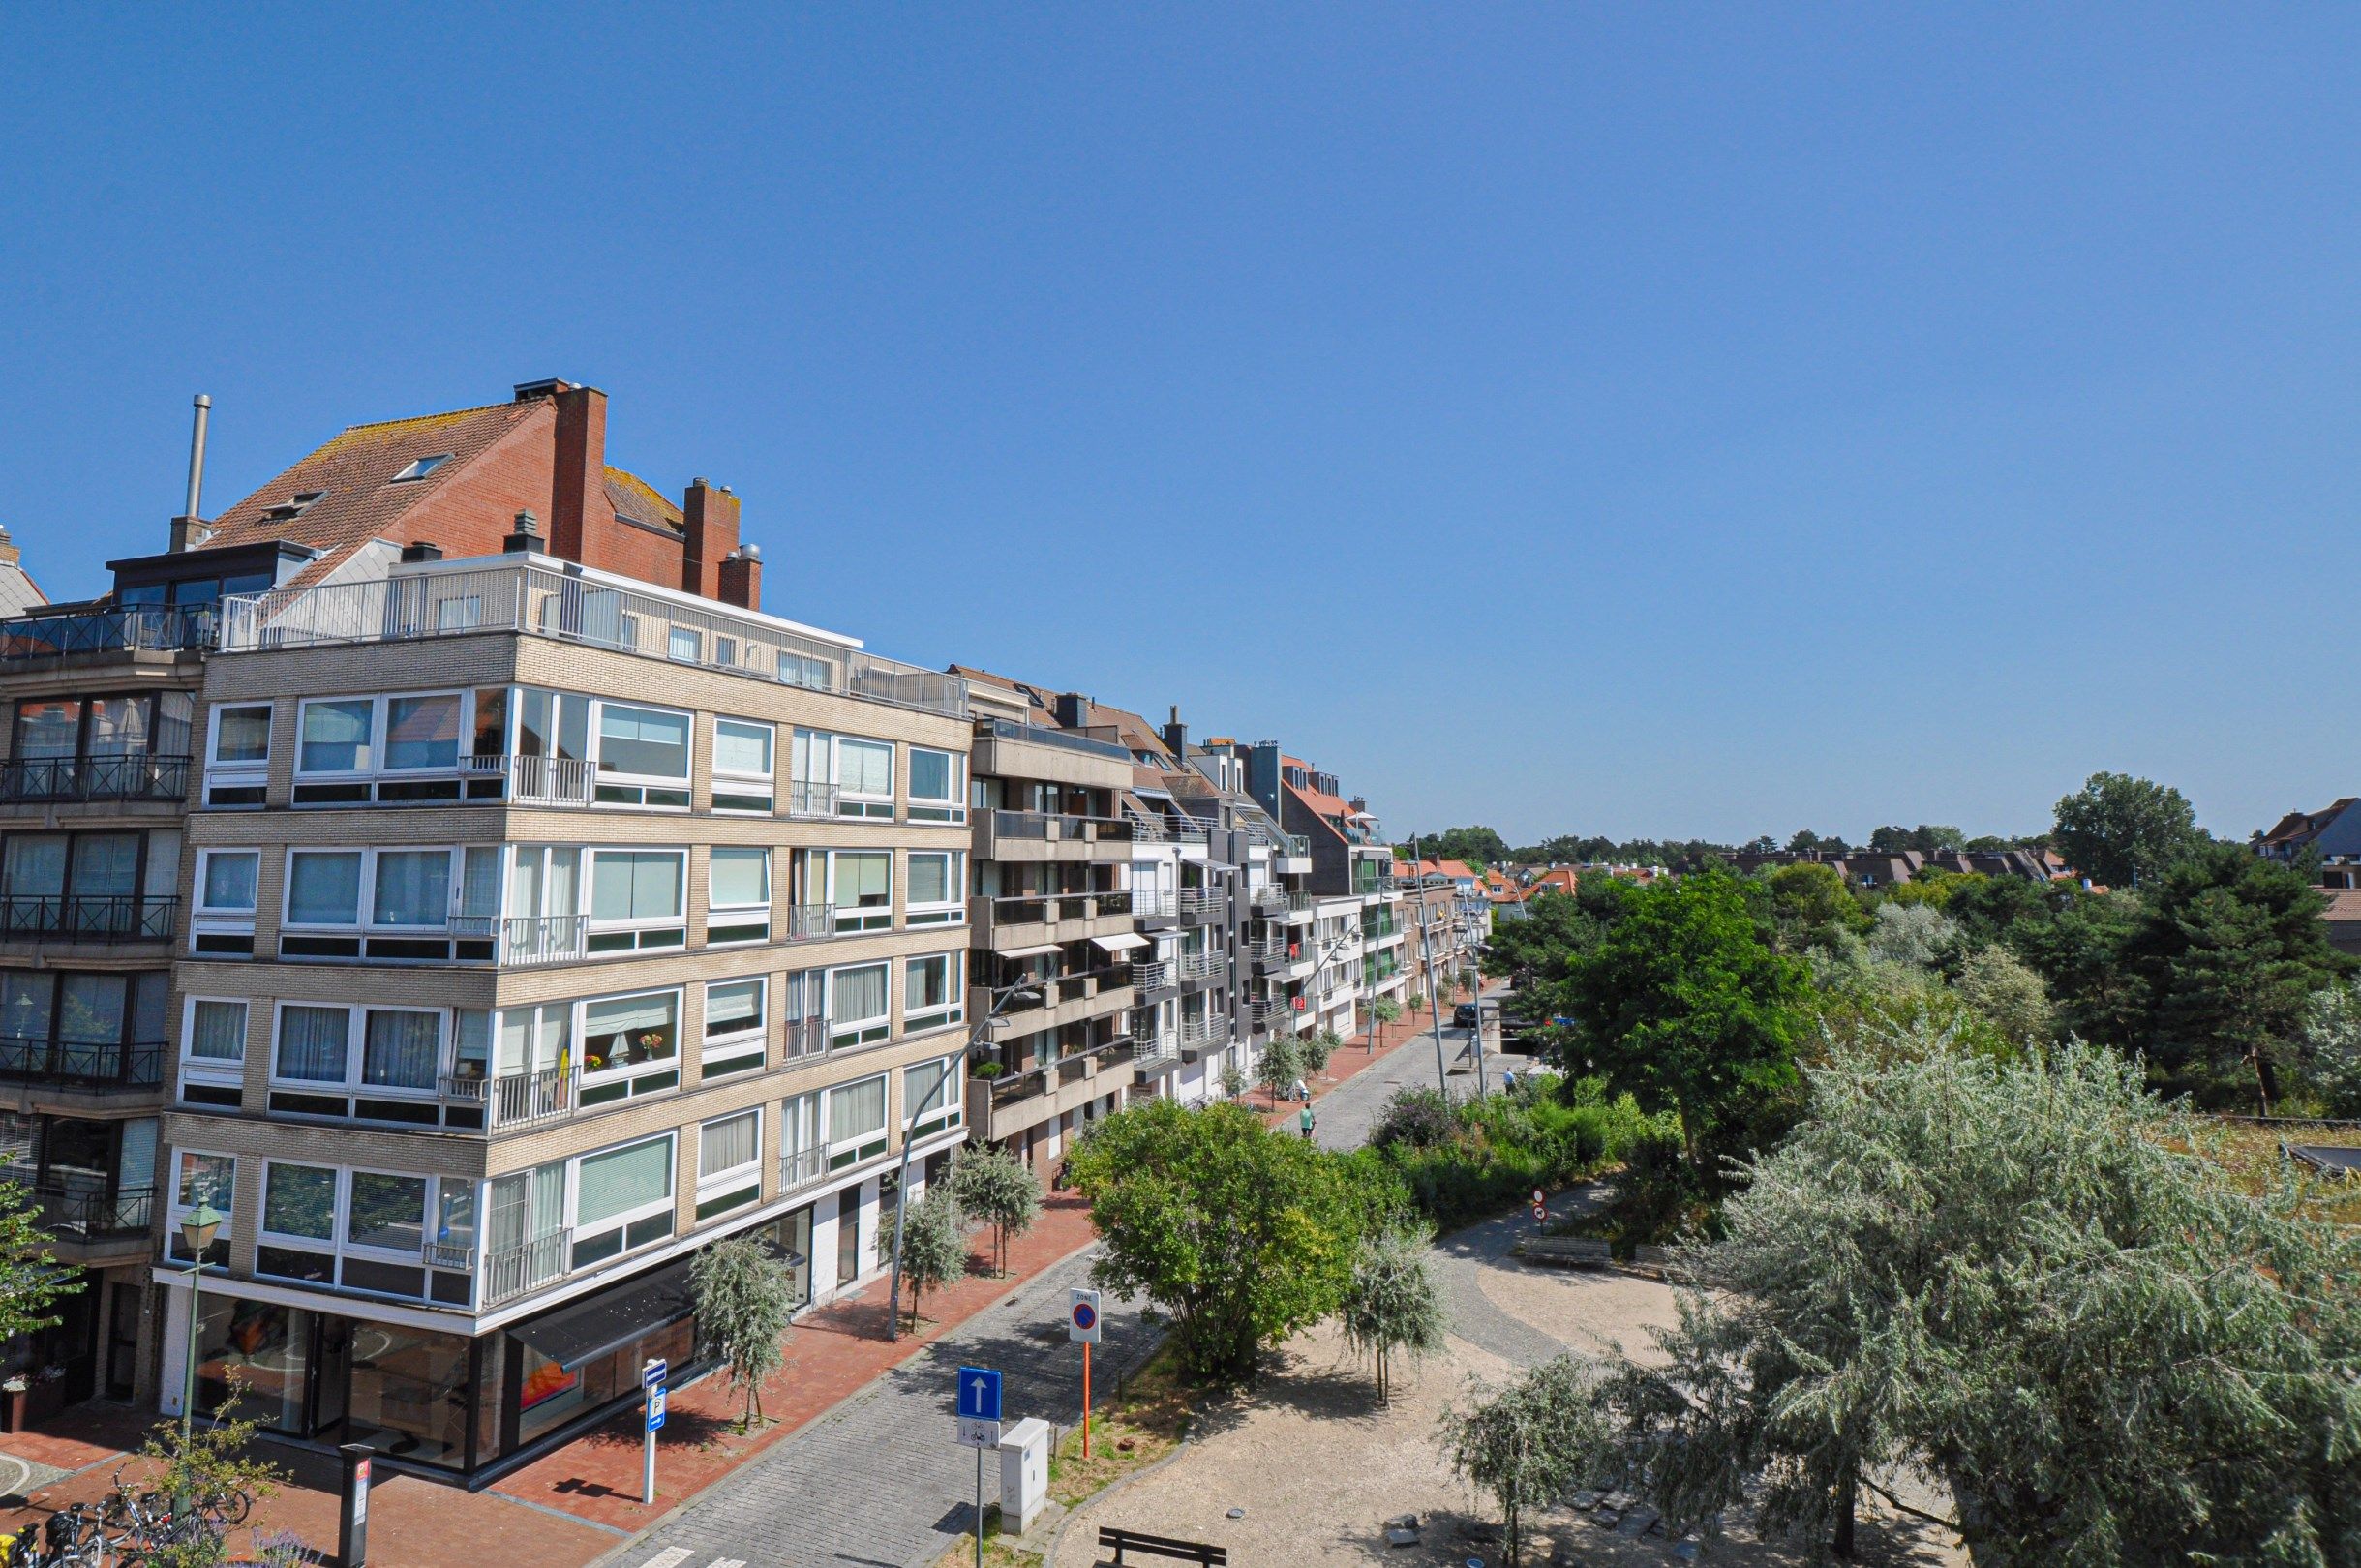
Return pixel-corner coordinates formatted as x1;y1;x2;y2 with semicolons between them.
0;1036;165;1090
0;894;178;942
33;1181;155;1240
0;606;219;662
0;754;192;804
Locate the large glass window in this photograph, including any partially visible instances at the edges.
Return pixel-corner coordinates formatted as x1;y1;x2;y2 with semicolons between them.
902;1053;964;1135
348;1172;428;1252
197;851;257;916
262;1162;338;1242
383;694;461;771
587;850;685;952
907;747;965;824
903;952;962;1034
211;704;272;765
297;700;375;773
828;1074;887;1152
371;851;450;927
708;848;769;944
578;990;681;1104
836;739;893;817
592;703;691;809
827;850;893;933
702;979;766;1078
570;1134;675;1269
712;719;774;814
286;852;362;926
696;1109;761;1221
905;851;963;926
827;962;891;1049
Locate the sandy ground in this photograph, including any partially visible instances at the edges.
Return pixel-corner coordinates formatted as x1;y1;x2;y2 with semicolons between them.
1050;1248;1967;1567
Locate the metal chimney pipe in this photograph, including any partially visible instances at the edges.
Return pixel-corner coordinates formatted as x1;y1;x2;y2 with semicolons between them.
183;395;212;520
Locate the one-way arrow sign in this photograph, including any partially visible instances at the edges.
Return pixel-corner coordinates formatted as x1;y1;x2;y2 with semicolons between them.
955;1365;1002;1423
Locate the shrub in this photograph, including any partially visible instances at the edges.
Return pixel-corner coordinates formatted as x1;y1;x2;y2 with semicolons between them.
1372;1087;1456;1150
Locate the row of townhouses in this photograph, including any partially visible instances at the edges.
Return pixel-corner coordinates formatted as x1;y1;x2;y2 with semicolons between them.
0;380;1488;1484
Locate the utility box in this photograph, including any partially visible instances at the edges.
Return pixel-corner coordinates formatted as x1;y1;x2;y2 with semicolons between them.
998;1417;1050;1534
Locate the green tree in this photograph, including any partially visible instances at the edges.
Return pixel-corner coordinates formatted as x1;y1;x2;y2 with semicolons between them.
1337;1223;1447;1404
688;1237;795;1430
1410;826;1511;865
1787;829;1852;855
1438;1356;1613;1566
1866;823;1964;854
1068;1100;1365;1383
1218;1059;1247;1101
1579;1023;2361;1566
1298;1028;1339;1081
2050;770;2201;889
1371;997;1403;1027
1482;877;1624;985
949;1144;1043;1277
1952;944;2053;1046
0;1160;75;1343
1864;901;1958;969
1546;866;1809;1180
120;1392;291;1568
2298;980;2361;1115
895;1184;970;1332
1760;861;1868;955
1254;1032;1306;1106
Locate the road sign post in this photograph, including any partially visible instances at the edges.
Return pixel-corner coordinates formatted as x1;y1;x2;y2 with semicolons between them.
954;1366;1004;1565
642;1358;668;1506
1069;1288;1102;1457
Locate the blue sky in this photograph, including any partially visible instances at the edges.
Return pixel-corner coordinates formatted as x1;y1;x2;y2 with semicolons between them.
3;6;2355;847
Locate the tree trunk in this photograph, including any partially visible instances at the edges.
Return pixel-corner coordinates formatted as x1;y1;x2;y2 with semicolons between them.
1832;1465;1857;1560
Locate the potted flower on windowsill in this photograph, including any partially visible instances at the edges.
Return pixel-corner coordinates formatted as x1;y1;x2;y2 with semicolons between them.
970;1060;1004;1080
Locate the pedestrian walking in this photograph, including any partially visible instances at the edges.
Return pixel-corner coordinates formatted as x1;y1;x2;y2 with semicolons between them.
1299;1104;1316;1140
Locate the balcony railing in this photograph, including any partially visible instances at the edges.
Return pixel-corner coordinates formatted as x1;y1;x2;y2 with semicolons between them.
784;780;841;819
782;903;833;942
442;912;590;967
482;1229;571;1307
1177;887;1224;919
0;894;177;943
219;559;968;719
1173;949;1220;981
0;605;218;662
0;1038;164;1091
457;753;598;806
1250;886;1289;913
987;810;1135;845
1132;889;1177;919
0;753;191;804
780;1145;828;1191
34;1182;154;1241
978;718;1134;765
1179;1015;1225;1050
440;1064;577;1129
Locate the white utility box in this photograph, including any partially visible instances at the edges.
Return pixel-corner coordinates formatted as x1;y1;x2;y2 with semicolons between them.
997;1416;1050;1533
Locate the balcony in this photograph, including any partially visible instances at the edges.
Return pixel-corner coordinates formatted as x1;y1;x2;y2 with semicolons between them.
972;890;1135;951
784;780;840;820
0;1034;164;1095
456;753;598;807
482;1229;571;1308
1132;888;1178;923
0;894;176;945
0;754;191;806
1177;887;1225;923
1178;1015;1226;1056
779;1145;828;1192
976;1037;1137;1138
977;810;1135;862
439;1064;577;1131
991;970;1136;1034
219;558;968;719
0;605;217;664
465;912;589;966
34;1182;154;1260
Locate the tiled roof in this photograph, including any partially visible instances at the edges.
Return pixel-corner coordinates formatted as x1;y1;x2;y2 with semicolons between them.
604;467;682;530
2323;888;2361;922
196;398;547;583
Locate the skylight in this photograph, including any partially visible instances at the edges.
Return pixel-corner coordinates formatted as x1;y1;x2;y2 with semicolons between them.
262;491;327;521
389;454;453;483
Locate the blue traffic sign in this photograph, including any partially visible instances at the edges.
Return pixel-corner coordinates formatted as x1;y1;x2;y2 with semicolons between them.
646;1385;667;1432
643;1358;668;1390
955;1366;1002;1423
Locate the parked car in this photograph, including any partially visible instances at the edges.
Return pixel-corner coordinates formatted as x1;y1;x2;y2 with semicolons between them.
1453;1001;1479;1029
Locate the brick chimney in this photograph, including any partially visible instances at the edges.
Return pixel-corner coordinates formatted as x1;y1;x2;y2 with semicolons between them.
1161;705;1188;757
718;544;761;611
681;479;741;600
544;383;606;565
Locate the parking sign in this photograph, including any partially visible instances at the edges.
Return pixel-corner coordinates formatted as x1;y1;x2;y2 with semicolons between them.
1068;1287;1102;1345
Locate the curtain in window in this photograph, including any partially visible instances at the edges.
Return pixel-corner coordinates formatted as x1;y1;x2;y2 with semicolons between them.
460;848;501;919
86;696;151;758
838;739;893;797
831;852;890;908
699;1111;758;1179
829;1076;887;1141
596;705;689;778
362;1010;439;1090
157;691;195;760
189;1000;247;1062
789;728;828;785
300;700;373;772
575;1138;672;1226
201;853;257;913
706;980;763;1039
710;849;768;910
288;854;362;925
906;955;951;1011
829;965;888;1027
265;1164;338;1240
0;836;64;898
13;701;79;760
903;1058;953;1121
591;853;682;922
909;748;953;802
117;1118;156;1192
714;721;772;777
780;1091;819;1155
277;1006;350;1083
69;834;139;898
385;695;461;770
907;854;952;906
371;852;450;927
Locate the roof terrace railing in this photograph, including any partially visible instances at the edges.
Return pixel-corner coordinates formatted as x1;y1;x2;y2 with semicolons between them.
0;605;218;663
978;718;1134;765
219;561;967;719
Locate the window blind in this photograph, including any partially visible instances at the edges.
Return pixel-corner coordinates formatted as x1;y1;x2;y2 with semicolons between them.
710;848;769;909
700;1111;758;1179
575;1138;672;1226
829;1075;886;1141
277;1007;349;1082
714;720;772;777
830;965;888;1026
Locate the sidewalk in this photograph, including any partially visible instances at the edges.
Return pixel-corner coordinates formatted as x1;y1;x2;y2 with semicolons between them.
0;1194;1103;1568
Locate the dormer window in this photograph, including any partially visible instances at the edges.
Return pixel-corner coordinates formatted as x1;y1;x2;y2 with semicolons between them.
263;491;327;522
389;455;452;484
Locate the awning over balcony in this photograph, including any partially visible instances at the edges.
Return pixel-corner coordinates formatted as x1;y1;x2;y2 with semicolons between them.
510;1256;695;1370
993;940;1063;959
1090;932;1149;953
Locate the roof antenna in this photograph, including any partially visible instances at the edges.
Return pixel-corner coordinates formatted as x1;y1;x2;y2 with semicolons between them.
184;395;212;519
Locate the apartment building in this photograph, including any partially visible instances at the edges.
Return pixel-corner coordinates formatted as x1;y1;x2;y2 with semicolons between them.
134;379;975;1484
1241;747;1407;1040
957;676;1139;1174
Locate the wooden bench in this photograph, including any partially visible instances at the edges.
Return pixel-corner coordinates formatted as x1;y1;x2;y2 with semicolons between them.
1099;1524;1229;1566
1512;1235;1611;1268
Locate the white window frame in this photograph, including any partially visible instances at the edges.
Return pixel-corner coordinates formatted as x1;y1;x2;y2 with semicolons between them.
292;690;470;781
825;848;893;934
589;698;694;810
902;951;964;1037
903;850;965;928
585;847;688;952
202;701;273;807
825;1071;889;1161
711;717;775;814
901;1052;965;1137
780;1088;824;1185
702;977;767;1077
167;1149;235;1263
179;996;249;1090
565;1131;677;1269
825;961;892;1049
254;1161;470;1299
575;986;685;1102
833;736;895;820
706;847;771;946
280;845;479;934
267;1001;448;1101
695;1107;763;1220
906;746;967;825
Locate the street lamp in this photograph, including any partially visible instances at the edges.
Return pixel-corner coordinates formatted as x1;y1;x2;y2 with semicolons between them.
886;981;1042;1341
177;1201;223;1445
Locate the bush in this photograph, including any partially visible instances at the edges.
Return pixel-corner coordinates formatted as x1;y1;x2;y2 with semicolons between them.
1367;1076;1650;1231
1372;1086;1457;1150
